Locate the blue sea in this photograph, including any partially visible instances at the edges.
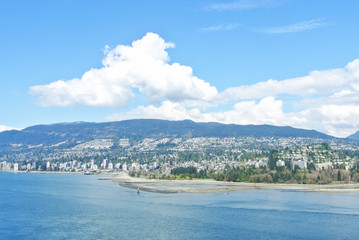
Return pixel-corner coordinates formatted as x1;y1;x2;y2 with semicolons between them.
1;172;359;240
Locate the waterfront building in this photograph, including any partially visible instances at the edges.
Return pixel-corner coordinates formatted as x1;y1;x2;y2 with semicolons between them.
102;159;108;169
108;162;113;170
115;163;121;169
13;163;19;171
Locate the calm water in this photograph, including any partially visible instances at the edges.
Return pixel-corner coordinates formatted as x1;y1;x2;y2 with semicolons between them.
1;172;359;240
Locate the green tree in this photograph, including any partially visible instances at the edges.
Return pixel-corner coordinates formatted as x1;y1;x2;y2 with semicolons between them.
337;170;342;181
268;150;279;170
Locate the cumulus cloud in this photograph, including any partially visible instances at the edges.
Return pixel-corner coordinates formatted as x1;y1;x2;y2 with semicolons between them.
107;101;195;122
29;32;359;137
314;105;359;137
30;33;217;107
107;97;307;131
106;56;359;138
218;59;359;102
107;97;358;138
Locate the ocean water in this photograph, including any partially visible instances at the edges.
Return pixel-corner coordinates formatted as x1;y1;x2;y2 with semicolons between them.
1;172;359;240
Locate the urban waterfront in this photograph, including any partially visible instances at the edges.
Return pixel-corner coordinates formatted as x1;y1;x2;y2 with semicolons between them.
1;172;359;239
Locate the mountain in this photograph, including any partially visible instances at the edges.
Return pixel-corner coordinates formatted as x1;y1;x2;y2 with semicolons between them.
0;119;334;150
347;131;359;141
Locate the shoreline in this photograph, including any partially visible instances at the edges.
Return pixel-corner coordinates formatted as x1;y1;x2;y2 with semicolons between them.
103;172;359;194
3;171;359;194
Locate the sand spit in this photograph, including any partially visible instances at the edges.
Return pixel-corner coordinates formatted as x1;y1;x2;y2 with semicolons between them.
99;172;359;194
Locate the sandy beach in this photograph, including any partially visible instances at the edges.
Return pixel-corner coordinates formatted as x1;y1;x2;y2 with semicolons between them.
100;172;359;194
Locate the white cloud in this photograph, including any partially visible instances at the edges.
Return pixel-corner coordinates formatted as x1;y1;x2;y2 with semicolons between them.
0;125;19;132
30;33;218;107
107;97;359;138
107;97;307;132
315;105;359;136
107;101;194;122
261;18;333;34
29;32;359;138
218;59;359;102
202;23;241;31
299;91;359;109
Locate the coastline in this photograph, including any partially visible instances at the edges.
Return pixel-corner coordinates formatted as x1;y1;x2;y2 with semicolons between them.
103;172;359;194
3;171;359;194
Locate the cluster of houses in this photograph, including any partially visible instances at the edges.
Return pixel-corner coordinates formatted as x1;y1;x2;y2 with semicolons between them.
1;140;357;174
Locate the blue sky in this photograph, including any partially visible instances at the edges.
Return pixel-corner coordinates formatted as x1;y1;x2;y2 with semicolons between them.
1;0;359;137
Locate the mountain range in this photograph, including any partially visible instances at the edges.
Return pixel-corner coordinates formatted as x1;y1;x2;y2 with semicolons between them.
0;119;337;150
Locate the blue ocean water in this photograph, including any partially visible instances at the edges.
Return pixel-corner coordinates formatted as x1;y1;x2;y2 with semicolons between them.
1;172;359;240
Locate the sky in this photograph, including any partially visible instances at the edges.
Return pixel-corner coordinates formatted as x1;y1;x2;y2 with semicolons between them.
1;0;359;138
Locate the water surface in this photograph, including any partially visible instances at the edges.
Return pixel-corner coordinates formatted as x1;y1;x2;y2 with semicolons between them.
1;172;358;239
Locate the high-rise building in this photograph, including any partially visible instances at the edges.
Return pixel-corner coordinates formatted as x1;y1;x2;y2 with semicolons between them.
103;159;109;169
46;161;51;169
13;163;19;171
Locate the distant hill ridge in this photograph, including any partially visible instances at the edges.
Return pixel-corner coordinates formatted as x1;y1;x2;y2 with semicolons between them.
0;119;335;149
347;131;359;141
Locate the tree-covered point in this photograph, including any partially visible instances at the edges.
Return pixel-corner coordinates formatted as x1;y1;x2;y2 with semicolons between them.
209;162;359;184
171;166;197;175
